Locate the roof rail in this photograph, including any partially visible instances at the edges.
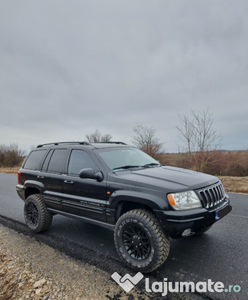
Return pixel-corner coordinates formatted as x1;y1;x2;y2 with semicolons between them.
94;141;127;145
36;141;91;148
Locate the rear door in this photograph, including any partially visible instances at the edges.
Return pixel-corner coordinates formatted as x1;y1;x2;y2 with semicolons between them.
62;149;108;222
38;148;68;211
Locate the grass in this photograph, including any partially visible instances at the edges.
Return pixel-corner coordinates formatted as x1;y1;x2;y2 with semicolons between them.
218;176;248;194
1;167;247;194
0;166;21;174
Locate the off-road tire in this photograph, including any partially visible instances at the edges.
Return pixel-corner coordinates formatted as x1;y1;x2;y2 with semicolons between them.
24;194;53;233
194;225;212;235
114;209;170;273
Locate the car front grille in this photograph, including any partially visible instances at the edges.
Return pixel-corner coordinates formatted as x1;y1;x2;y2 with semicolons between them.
197;182;225;209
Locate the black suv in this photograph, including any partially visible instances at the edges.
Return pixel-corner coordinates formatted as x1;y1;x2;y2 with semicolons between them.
16;141;232;272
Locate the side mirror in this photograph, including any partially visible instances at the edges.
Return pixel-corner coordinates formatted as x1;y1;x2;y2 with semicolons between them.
79;168;103;182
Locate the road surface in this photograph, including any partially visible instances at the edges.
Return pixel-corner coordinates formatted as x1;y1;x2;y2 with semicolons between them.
0;173;247;299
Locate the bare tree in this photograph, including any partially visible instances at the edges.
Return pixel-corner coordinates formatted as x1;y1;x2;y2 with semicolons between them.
0;143;25;167
132;124;163;158
177;114;195;154
86;129;112;143
177;110;222;172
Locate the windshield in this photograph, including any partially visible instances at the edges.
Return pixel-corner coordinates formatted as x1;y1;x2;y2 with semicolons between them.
96;147;160;171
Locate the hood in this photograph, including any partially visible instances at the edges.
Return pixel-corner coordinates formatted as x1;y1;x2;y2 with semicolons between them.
115;166;219;192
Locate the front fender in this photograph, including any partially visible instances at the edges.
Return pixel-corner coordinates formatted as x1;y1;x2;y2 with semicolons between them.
108;190;169;211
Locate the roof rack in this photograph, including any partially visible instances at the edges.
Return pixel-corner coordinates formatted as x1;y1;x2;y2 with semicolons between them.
36;141;127;148
36;141;91;148
93;141;127;145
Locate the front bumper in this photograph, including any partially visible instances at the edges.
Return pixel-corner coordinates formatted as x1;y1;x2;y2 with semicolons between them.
155;196;232;238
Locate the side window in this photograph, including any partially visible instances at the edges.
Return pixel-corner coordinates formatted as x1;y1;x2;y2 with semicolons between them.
47;149;67;174
23;150;47;170
68;150;98;175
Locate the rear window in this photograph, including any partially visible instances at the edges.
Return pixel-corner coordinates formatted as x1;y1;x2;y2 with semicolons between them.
23;150;47;170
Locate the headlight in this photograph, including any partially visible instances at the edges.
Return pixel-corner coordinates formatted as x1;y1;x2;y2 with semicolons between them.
167;191;202;210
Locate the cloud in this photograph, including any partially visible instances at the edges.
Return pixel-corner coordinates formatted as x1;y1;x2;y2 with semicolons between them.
0;0;247;152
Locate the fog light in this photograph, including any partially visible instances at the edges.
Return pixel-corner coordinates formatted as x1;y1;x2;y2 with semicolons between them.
182;229;192;237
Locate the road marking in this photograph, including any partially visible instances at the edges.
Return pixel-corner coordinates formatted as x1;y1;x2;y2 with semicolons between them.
229;214;248;219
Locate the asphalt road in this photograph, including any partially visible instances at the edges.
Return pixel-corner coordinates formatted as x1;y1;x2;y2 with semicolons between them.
0;173;247;300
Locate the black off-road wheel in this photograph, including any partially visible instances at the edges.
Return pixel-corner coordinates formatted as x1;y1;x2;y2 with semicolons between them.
114;209;170;273
24;194;53;233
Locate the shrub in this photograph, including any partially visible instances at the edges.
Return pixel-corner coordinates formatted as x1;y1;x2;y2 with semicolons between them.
0;144;25;167
159;151;248;177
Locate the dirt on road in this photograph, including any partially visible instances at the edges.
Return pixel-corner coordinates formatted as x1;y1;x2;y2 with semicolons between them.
0;225;148;300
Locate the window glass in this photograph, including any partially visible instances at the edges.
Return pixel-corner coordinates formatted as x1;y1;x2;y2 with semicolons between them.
47;149;67;173
68;150;98;175
23;150;46;170
97;148;158;170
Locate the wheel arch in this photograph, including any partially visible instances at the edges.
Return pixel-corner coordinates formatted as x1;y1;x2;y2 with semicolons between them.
109;190;167;222
24;180;45;199
115;200;154;221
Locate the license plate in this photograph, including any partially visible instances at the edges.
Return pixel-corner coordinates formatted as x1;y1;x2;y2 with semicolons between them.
215;205;232;220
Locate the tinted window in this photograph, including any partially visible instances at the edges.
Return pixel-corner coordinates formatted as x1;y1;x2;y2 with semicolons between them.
47;149;67;174
23;150;46;170
68;150;98;175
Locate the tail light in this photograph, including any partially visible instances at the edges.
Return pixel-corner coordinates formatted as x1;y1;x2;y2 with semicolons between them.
17;172;21;184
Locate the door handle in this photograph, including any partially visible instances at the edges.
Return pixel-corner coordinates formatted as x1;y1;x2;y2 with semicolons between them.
64;180;74;184
37;175;44;179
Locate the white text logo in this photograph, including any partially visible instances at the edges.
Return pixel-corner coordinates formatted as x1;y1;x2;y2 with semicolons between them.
111;272;144;292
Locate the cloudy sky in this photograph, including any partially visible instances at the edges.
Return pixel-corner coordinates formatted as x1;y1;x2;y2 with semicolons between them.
1;0;248;153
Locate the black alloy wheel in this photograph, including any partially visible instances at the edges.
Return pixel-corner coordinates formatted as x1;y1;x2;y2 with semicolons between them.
26;201;39;226
122;222;151;260
24;194;53;233
114;209;170;273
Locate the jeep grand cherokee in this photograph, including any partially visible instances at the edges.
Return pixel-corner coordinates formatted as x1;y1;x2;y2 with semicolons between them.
16;142;232;272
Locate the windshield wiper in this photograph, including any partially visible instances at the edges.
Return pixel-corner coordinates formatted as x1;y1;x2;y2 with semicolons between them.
141;163;161;168
113;165;140;171
113;163;161;171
